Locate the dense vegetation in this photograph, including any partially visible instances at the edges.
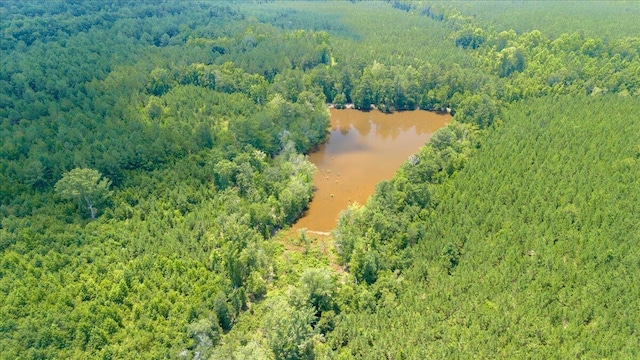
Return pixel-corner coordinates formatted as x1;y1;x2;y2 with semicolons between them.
1;1;329;358
1;1;638;359
328;95;640;358
453;0;640;40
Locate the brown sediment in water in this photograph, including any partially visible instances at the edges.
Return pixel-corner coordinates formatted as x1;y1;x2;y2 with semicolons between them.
292;108;451;233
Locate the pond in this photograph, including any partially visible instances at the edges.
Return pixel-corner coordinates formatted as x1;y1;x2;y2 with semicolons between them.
292;108;451;233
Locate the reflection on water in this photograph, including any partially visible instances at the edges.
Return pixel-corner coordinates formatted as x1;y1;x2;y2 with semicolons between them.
292;109;451;232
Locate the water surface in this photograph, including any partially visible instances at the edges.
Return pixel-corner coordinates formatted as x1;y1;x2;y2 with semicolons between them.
293;109;451;232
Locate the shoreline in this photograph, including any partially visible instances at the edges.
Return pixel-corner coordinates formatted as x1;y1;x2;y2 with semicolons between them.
327;103;452;113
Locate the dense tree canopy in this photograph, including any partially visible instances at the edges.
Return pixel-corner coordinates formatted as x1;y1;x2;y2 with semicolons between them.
55;168;111;219
326;95;640;358
1;1;638;359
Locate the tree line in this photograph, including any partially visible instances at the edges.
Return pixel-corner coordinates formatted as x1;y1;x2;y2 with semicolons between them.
1;0;639;358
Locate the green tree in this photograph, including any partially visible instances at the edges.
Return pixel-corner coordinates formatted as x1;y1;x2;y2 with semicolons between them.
295;268;335;314
333;92;347;109
264;299;315;360
187;316;222;357
497;46;526;77
55;168;111;219
455;94;500;129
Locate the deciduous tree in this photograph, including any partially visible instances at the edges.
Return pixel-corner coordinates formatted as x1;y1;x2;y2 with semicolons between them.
55;168;111;219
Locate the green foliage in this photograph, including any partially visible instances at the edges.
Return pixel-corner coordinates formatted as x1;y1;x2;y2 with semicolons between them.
327;95;640;358
2;0;639;358
454;93;499;129
332;92;347;109
455;27;487;49
0;1;330;357
420;1;640;99
334;121;479;283
294;268;336;314
187;316;222;357
454;1;640;40
264;298;316;360
55;168;111;219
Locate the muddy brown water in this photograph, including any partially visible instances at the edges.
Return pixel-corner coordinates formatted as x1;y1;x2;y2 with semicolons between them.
292;108;451;233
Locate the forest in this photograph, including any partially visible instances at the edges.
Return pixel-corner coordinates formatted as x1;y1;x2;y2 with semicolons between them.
0;1;638;359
